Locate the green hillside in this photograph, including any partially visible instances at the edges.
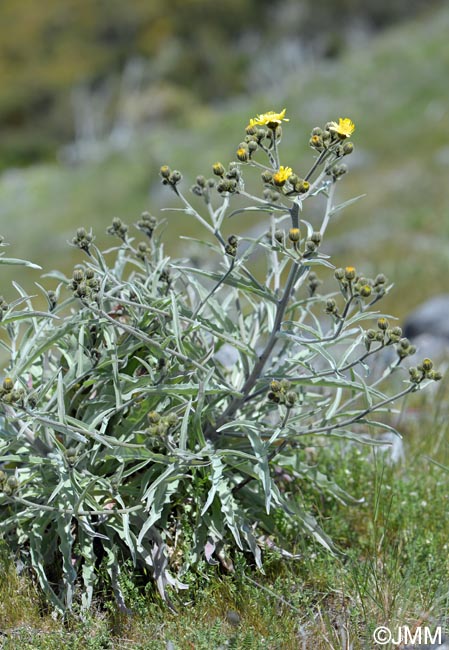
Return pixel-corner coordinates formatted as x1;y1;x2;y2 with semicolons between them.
1;2;449;318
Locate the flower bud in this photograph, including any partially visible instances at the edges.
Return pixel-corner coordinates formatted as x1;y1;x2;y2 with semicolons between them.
360;285;372;298
344;266;356;281
212;162;225;177
305;241;316;253
236;145;249;162
2;377;14;392
160;165;171;179
421;358;433;373
169;170;182;185
343;142;354;155
294;180;310;194
334;268;345;281
261;170;273;183
274;230;284;244
288;228;301;243
72;268;84;283
377;317;389;331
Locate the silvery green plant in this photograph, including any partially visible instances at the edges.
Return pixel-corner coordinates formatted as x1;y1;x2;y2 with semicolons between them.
0;111;441;613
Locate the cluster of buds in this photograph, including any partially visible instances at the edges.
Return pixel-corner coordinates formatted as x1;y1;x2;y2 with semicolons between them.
335;267;387;301
71;227;93;254
190;175;215;200
325;298;340;319
261;168;310;197
136;212;157;239
0;376;25;406
0;296;8;322
69;267;100;301
409;358;442;384
310;128;355;156
395;335;417;359
0;471;19;496
328;163;348;181
309;118;355;153
160;165;182;188
364;318;404;351
146;411;179;437
286;228;322;257
107;217;128;241
212;161;242;195
225;235;238;257
267;379;297;407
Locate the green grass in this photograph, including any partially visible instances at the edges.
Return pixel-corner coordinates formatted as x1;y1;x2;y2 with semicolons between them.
1;384;448;649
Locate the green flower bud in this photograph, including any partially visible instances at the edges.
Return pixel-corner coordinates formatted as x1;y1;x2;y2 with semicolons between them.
311;232;322;245
196;175;206;188
148;411;160;424
2;377;14;392
360;285;372;298
72;268;84;283
377;317;389;331
334;268;345;281
343;142;354;155
421;358;433;372
160;165;171;179
236;145;249;162
166;413;178;428
270;380;282;393
6;476;19;490
169;170;182;185
285;391;298;406
294;180;310;194
212;162;225;177
261;170;273;183
344;266;356;281
288;228;301;243
274;230;284;244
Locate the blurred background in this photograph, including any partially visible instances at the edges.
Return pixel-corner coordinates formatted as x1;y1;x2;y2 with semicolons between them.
1;0;448;318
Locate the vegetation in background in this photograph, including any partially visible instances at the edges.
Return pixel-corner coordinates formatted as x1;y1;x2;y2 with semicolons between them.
0;0;443;168
2;3;449;320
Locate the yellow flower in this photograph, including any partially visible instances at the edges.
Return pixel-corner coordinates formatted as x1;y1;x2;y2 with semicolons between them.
272;166;293;186
248;108;289;129
328;117;355;139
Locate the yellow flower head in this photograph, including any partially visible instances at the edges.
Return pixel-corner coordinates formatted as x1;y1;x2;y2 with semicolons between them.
328;117;355;139
272;166;293;186
248;108;289;129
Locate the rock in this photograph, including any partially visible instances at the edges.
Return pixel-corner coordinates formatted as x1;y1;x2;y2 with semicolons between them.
403;295;449;343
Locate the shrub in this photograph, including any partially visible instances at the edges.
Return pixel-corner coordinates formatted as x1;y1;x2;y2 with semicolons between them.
0;110;440;612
